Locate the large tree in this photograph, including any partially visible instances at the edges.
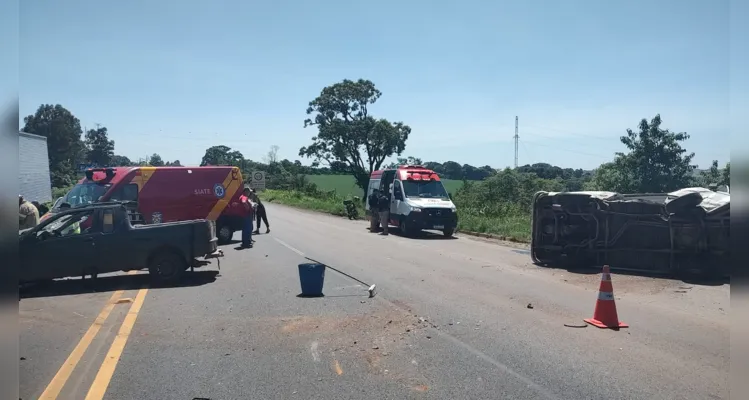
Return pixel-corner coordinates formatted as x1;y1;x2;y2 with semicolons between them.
149;153;164;166
22;104;84;187
200;145;244;167
299;79;412;191
609;114;696;193
85;125;115;167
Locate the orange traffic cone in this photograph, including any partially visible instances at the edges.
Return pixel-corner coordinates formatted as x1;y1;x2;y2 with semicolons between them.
584;265;628;329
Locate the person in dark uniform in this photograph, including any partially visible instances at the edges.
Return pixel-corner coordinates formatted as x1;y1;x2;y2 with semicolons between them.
251;189;270;234
377;190;390;235
368;189;380;232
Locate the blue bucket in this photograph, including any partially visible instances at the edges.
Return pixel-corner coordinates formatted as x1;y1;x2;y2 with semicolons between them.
298;263;326;297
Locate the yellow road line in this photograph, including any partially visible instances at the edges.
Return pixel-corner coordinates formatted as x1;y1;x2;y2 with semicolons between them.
84;287;149;400
37;290;125;400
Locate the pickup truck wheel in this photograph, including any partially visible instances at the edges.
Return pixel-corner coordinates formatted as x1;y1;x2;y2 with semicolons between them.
217;225;233;245
148;251;185;283
443;228;455;237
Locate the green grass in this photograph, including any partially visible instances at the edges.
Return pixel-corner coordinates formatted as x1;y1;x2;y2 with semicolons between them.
260;189;366;219
261;184;532;243
305;174;464;197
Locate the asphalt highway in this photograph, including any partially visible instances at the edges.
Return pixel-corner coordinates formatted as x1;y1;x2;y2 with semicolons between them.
19;203;730;400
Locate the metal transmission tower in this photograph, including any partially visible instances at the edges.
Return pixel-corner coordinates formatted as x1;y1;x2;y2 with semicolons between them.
514;116;519;168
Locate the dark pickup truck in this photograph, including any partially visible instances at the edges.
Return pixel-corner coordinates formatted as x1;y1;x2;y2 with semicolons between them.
19;203;223;284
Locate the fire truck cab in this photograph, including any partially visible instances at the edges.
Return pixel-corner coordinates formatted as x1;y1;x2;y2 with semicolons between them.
366;165;458;237
45;166;246;244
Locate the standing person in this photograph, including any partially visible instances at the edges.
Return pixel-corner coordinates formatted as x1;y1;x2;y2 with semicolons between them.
251;189;270;234
32;201;49;217
19;195;40;230
239;187;256;248
377;190;390;236
368;189;380;232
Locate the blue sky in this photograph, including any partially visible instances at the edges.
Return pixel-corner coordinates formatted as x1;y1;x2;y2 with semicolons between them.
19;0;735;170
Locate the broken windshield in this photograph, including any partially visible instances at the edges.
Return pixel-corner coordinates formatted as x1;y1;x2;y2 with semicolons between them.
61;183;111;207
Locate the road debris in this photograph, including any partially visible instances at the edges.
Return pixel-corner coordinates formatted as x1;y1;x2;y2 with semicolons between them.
527;303;534;309
564;323;588;328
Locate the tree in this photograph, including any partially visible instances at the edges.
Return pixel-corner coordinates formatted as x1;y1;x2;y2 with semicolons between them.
264;145;280;165
166;160;182;167
697;160;725;188
609;114;696;193
22;104;84;187
149;153;164;166
299;79;412;191
200;145;244;167
385;156;422;169
111;155;132;166
723;162;730;187
584;162;638;192
85;125;115;167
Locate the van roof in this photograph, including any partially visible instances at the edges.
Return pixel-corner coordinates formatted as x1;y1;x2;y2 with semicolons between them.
82;165;238;184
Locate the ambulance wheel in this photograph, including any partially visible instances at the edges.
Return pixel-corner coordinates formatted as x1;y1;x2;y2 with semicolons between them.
148;250;185;284
399;219;413;237
217;224;233;244
443;228;455;237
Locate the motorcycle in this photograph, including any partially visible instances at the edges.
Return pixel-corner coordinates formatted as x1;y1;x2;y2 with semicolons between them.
343;197;360;220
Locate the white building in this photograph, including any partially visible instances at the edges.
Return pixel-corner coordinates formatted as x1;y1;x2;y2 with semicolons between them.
19;131;52;203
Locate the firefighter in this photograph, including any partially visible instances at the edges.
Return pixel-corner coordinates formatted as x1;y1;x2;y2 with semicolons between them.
239;187;256;248
250;189;270;234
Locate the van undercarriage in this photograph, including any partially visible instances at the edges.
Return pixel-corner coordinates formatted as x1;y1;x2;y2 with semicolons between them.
530;188;730;277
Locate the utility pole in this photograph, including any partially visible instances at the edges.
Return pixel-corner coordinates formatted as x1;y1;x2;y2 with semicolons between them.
514;116;519;169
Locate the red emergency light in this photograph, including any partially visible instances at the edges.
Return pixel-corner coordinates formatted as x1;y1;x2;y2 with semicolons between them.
85;167;116;181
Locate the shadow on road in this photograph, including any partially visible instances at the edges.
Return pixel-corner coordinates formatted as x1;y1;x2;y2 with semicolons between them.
537;262;729;287
20;270;220;299
365;227;458;240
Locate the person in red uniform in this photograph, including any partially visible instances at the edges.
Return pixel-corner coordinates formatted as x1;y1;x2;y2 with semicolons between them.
239;186;256;248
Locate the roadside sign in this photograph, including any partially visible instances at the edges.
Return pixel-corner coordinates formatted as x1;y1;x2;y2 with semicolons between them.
250;171;266;191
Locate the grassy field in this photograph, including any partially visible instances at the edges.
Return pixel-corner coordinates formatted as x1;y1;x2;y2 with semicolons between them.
305;174;465;197
261;174;532;242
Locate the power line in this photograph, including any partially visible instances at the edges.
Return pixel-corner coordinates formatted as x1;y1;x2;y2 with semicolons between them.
521;131;623;155
523;123;621;141
514;116;519;168
519;138;614;160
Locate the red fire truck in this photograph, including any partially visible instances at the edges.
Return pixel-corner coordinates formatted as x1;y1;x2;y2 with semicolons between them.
43;166;247;244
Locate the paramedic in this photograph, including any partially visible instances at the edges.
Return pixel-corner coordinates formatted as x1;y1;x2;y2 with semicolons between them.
368;189;380;232
239;187;256;248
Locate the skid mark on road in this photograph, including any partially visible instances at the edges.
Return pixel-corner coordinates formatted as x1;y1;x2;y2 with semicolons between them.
85;287;149;400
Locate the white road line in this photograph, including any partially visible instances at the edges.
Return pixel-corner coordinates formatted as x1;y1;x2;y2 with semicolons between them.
310;341;321;362
274;237;305;256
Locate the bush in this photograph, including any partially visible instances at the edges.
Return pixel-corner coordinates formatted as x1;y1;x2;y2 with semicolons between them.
260;189;365;219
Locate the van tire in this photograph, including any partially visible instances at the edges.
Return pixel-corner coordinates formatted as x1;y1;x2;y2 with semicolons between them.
399;219;413;237
443;228;455;237
217;224;233;245
148;250;186;284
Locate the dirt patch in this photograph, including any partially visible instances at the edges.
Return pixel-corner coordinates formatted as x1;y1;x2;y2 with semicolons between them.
268;307;437;387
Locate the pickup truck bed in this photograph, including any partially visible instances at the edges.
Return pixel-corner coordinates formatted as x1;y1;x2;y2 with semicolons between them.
19;204;222;283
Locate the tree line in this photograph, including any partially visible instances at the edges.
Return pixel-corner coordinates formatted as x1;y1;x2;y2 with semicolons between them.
293;79;729;195
22;104;181;187
26;78;730;197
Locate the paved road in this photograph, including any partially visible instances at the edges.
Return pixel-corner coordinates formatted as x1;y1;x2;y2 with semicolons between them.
19;203;730;400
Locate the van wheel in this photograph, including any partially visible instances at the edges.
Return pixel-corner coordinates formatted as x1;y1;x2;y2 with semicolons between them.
400;219;414;237
148;250;186;284
443;228;455;237
217;224;233;244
